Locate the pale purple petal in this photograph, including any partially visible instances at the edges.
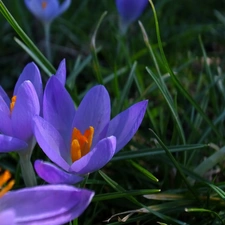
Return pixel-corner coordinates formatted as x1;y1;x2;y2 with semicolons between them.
33;116;70;171
43;76;75;143
0;134;27;152
107;100;148;153
14;62;43;105
73;85;111;147
0;185;94;225
35;160;83;184
0;96;12;135
55;59;66;85
116;0;148;24
11;81;40;141
0;209;16;225
70;136;116;174
0;86;10;106
54;0;71;20
25;0;71;23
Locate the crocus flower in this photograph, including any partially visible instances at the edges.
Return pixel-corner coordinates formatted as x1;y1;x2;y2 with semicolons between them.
115;0;149;33
0;62;42;153
0;168;94;225
33;76;148;184
0;59;66;153
24;0;71;24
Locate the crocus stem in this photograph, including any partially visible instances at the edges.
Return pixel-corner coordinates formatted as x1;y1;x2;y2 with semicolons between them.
43;22;52;62
19;156;37;187
18;138;37;187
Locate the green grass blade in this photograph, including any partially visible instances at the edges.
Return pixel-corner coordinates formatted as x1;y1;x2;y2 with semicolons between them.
0;1;55;75
148;0;221;138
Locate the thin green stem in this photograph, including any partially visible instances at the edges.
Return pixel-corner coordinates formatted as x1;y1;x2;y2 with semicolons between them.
43;22;52;62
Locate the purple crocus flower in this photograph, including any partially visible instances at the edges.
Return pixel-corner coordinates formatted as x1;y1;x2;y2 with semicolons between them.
0;185;94;225
0;59;65;153
115;0;149;33
33;76;148;184
0;62;42;153
24;0;71;24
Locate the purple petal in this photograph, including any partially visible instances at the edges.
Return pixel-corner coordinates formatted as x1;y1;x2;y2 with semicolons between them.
33;116;70;171
14;62;43;105
116;0;148;24
0;96;12;135
25;0;71;23
0;209;16;225
35;160;84;184
55;59;66;85
11;81;40;141
73;85;111;147
107;100;148;153
0;134;27;152
70;136;116;174
43;76;75;143
0;185;94;225
0;86;10;106
54;0;71;20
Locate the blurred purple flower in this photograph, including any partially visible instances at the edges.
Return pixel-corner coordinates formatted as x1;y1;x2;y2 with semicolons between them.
115;0;149;33
24;0;71;24
0;62;42;153
0;184;94;225
33;76;148;184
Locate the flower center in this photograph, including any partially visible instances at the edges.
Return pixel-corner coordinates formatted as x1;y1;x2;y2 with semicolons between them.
0;169;14;198
41;1;47;9
10;95;17;112
70;126;94;162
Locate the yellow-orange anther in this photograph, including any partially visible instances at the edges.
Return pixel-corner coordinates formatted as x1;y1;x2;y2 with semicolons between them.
0;169;14;198
70;126;94;162
10;95;17;112
41;1;47;9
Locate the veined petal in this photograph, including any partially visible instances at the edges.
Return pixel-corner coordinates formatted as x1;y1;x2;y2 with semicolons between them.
73;85;111;147
0;86;10;106
43;76;75;143
0;96;12;135
107;100;148;153
14;62;43;105
55;59;66;85
0;134;27;152
0;185;94;225
11;81;40;141
0;209;16;225
33;116;70;171
70;136;116;174
35;160;84;184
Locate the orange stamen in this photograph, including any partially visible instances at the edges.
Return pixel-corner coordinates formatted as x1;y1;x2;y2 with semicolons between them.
70;126;94;162
10;95;17;112
41;1;47;9
0;169;14;198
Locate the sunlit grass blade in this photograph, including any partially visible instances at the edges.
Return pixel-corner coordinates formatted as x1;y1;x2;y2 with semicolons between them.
112;144;207;161
193;145;225;178
185;208;223;224
0;1;55;75
93;189;160;202
128;160;159;182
